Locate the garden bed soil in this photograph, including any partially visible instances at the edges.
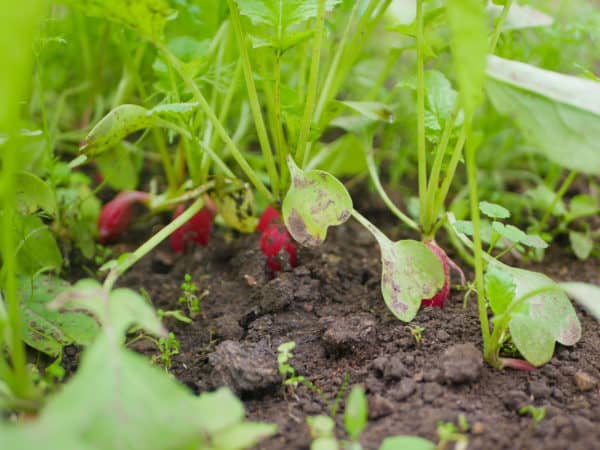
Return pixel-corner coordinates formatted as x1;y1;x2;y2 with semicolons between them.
113;204;600;450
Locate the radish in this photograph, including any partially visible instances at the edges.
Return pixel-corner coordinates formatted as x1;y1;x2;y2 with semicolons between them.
170;197;216;253
98;191;150;243
257;206;297;271
421;240;464;308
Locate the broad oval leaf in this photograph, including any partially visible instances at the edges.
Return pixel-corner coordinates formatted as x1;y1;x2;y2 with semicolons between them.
508;267;581;347
485;264;515;315
15;171;57;215
379;436;436;450
509;313;556;367
81;105;155;156
344;386;367;440
282;156;352;246
486;56;600;175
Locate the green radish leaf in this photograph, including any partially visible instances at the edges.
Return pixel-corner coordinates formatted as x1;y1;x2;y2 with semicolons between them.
311;437;339;450
371;235;444;322
560;282;600;322
521;234;548;249
487;3;553;31
150;102;199;114
486;56;600;175
446;0;488;118
491;222;527;244
524;185;567;216
64;0;174;43
479;201;510;219
18;275;100;357
344;386;368;440
508;267;581;347
81;105;156;156
424;70;459;132
379;436;436;450
508;313;556;367
282;156;352;246
95;143;141;191
13;215;62;275
569;231;593;260
568;194;599;221
307;415;336;438
50;279;166;340
210;422;278;449
15;171;57;215
485;265;515;315
234;0;341;50
81;104;191;156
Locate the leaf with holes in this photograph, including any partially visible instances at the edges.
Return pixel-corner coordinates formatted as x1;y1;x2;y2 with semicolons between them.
282;156;352;247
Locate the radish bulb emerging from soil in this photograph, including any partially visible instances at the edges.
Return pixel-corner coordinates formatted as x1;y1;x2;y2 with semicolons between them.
98;191;150;243
170;198;216;253
421;240;464;308
257;206;297;272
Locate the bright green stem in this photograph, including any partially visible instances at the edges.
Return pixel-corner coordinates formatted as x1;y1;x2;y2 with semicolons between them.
415;0;428;227
273;51;288;195
296;0;327;168
351;209;389;247
487;285;562;367
158;45;274;203
313;0;361;122
489;0;514;52
433;124;468;218
422;104;461;233
464;117;492;360
227;0;279;199
0;141;35;400
104;196;206;291
364;146;419;232
536;170;576;233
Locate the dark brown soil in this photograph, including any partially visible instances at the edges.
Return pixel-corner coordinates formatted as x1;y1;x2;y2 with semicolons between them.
118;209;600;450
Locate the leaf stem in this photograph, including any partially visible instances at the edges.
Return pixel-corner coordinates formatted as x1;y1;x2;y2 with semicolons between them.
489;0;514;52
364;143;419;232
227;1;280;199
104;197;206;290
273;50;288;195
296;0;327;167
536;170;576;233
351;209;390;246
415;0;428;228
157;44;274;202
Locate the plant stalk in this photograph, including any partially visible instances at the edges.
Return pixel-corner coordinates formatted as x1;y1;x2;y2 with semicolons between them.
415;0;428;229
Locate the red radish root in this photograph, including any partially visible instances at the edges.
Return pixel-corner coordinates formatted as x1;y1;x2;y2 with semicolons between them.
170;197;216;253
98;191;150;243
422;240;464;308
257;206;297;272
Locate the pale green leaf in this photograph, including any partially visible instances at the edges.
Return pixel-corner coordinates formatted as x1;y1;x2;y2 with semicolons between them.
18;275;99;357
508;267;581;347
379;436;436;450
14;215;62;275
95;143;140;191
211;422;278;450
569;231;594;260
479;201;510;219
486;56;600;175
446;0;488;118
509;313;555;367
15;171;57;215
282;156;352;246
344;386;367;440
560;282;600;322
485;265;515;315
568;194;599;221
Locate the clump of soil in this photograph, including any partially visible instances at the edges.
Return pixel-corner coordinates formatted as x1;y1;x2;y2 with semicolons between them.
119;214;600;450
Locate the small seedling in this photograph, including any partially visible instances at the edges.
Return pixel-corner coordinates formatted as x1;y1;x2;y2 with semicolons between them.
519;405;546;428
151;332;180;371
407;325;425;345
436;421;468;450
277;341;307;387
177;273;206;318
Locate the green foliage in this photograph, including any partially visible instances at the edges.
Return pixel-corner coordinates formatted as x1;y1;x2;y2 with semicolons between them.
18;275;99;357
283;156;353;246
177;273;202;317
486;56;600;176
234;0;341;50
560;283;600;322
446;0;488;118
519;405;547;427
344;386;368;441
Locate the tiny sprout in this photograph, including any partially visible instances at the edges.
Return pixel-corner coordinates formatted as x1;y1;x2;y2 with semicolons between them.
519;405;546;428
436;421;468;450
152;332;180;371
178;273;207;318
407;325;425;345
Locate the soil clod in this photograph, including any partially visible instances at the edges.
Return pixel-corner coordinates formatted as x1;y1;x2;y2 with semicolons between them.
439;343;483;384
